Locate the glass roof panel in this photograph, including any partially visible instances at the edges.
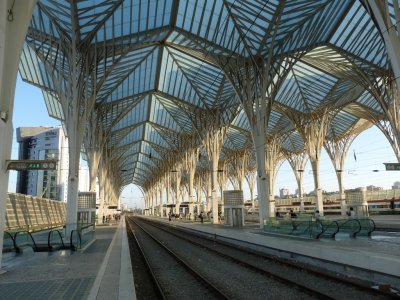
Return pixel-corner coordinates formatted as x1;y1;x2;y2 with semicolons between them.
329;1;388;68
116;124;144;148
149;96;181;132
111;95;148;131
94;0;172;43
176;0;247;56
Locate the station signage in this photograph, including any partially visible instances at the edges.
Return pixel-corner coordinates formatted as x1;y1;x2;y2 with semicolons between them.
384;163;400;171
6;160;57;171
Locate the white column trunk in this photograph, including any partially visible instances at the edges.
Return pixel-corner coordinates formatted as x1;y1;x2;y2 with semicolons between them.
253;133;268;227
159;187;163;217
174;172;181;214
337;171;347;216
151;191;155;216
0;0;37;272
310;160;324;215
188;168;195;219
89;151;100;192
99;167;106;218
211;147;219;224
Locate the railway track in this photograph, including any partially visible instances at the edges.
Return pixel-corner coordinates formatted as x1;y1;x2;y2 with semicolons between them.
127;216;398;299
126;217;229;299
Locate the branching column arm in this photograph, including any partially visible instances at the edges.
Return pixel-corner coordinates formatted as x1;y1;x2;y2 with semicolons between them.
359;76;400;162
365;0;400;90
227;150;248;190
291;110;332;215
285;151;309;201
324;131;361;215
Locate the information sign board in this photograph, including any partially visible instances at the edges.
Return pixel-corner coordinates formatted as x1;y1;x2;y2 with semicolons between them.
384;163;400;171
6;160;57;171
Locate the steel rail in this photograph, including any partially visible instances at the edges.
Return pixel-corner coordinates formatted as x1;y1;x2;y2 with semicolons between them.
138;217;394;299
125;218;166;300
128;217;230;300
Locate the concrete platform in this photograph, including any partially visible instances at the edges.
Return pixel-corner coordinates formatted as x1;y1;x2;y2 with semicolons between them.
0;216;135;300
147;215;400;290
1;214;398;299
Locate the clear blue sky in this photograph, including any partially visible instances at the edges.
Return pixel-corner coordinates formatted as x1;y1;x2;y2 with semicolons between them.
9;76;400;207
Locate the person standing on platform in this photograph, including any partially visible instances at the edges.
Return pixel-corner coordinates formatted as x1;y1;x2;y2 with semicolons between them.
347;207;356;219
218;211;222;224
199;211;204;223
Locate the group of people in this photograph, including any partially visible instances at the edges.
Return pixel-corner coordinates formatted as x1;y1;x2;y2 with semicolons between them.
102;213;120;223
169;211;205;223
275;207;357;220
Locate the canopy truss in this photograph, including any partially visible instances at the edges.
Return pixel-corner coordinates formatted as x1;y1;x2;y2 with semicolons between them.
19;0;392;192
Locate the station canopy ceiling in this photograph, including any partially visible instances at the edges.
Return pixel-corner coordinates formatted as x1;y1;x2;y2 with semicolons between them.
19;0;392;188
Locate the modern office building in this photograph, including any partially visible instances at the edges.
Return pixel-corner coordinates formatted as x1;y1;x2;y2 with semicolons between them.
16;126;69;202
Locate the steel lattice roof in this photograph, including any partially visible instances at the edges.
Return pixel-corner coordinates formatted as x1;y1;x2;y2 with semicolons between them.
19;0;391;189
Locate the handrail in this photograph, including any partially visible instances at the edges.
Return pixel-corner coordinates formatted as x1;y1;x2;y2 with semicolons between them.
78;223;94;230
48;229;65;249
316;220;339;239
3;231;16;252
70;229;81;251
356;218;376;236
4;231;15;242
367;218;376;235
14;231;38;252
337;219;361;237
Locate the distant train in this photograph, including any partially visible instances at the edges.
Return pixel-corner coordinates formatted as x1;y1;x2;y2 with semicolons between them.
273;198;400;216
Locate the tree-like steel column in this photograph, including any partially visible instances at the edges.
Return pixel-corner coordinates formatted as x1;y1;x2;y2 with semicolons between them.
173;164;182;215
227;150;249;191
158;183;163;217
217;161;228;214
205;128;226;224
164;175;171;215
0;0;37;272
265;136;285;216
204;172;212;214
185;148;200;219
85;112;103;193
286;110;332;215
245;154;257;210
324;127;365;215
222;54;295;226
195;172;203;213
285;152;309;212
98;160;107;219
301;118;330;215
